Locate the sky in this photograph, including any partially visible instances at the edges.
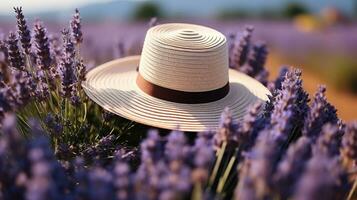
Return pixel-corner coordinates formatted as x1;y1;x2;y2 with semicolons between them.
0;0;115;14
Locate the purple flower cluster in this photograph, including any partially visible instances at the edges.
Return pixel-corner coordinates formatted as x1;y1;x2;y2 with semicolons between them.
70;9;83;45
229;26;269;85
6;32;25;71
14;7;31;55
302;86;338;139
34;21;52;71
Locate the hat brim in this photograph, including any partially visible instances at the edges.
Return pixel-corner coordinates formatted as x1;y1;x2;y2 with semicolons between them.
82;55;271;132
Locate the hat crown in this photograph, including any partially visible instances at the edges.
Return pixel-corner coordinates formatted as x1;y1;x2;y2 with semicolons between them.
139;23;229;92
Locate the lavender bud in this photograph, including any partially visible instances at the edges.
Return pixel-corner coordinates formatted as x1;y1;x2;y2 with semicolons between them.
302;86;338;139
230;26;254;69
33;21;52;70
313;123;342;157
70;9;83;45
268;68;309;142
237;102;266;151
293;153;348;200
273;136;312;198
165;130;190;162
236;131;279;199
60;29;76;98
244;42;268;81
213;107;239;151
14;7;31;54
268;66;289;91
6;32;25;71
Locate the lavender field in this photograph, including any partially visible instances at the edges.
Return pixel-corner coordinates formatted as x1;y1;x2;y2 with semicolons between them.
0;6;357;200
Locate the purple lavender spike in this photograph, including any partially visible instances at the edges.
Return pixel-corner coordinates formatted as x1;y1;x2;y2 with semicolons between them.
34;21;52;71
165;130;190;162
70;9;83;45
191;132;215;183
268;68;309;142
87;168;115;200
237;102;266;151
268;66;289;91
230;26;254;69
213;107;239;151
293;153;348;200
236;131;279;199
273;136;312;199
60;29;76;98
313;123;342;157
0;87;16;121
70;8;83;44
6;32;25;71
12;70;32;106
14;7;31;54
244;42;268;77
113;159;132;200
140;129;164;163
341;122;357;165
302;86;338;139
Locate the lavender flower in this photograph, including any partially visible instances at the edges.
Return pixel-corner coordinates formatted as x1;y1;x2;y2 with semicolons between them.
293;153;348;200
165;130;190;162
236;102;266;151
341;122;357;165
60;29;77;98
0;87;16;121
273;136;312;199
268;66;289;91
236;131;279;199
230;26;254;69
113;160;132;200
6;32;25;71
302;86;338;139
313;123;342;157
213;107;239;151
48;34;62;77
140;129;164;163
14;7;31;54
245;42;268;77
70;9;83;45
268;68;309;142
11;70;32;106
34;21;52;70
87;168;115;200
191;132;215;183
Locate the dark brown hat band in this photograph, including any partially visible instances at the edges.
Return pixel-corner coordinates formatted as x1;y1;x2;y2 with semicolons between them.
136;73;230;104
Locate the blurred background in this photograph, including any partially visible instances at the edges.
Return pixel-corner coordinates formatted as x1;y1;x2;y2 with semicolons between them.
1;0;357;120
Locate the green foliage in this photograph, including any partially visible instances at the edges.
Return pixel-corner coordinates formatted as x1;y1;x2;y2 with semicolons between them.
133;2;161;20
282;2;309;19
217;9;249;20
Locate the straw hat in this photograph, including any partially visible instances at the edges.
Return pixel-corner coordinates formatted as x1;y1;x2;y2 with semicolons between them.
83;23;271;132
